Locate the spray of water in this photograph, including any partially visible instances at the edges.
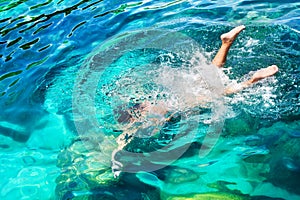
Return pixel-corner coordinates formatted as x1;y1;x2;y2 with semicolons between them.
72;28;228;177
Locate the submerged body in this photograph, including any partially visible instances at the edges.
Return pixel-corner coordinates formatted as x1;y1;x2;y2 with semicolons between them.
111;25;279;177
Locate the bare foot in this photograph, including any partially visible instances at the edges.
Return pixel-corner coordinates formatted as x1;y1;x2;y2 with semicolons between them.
221;25;246;44
250;65;279;83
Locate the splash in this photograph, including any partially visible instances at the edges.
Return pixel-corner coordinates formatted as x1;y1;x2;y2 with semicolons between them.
72;28;227;176
226;69;279;119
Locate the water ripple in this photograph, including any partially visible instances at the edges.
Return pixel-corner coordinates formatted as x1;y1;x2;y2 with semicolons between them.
0;1;299;198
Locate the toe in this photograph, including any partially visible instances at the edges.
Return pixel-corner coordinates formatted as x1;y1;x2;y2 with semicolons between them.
269;65;279;72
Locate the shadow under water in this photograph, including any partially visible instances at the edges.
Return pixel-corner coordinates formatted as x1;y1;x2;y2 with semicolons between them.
51;25;300;199
0;1;299;199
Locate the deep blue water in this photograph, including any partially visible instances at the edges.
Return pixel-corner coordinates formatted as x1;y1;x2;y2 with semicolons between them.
0;0;300;199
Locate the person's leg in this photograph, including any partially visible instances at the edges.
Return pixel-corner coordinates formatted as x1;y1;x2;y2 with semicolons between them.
248;65;279;83
212;25;246;67
224;65;279;94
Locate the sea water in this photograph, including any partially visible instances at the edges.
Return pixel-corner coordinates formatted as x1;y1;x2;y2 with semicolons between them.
0;0;299;200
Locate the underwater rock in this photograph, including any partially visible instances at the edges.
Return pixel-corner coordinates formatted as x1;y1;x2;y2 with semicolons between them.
288;130;300;138
0;122;28;142
159;166;199;184
250;196;285;200
162;192;249;200
55;136;119;199
239;146;270;163
135;171;163;190
0;144;9;148
22;156;36;165
55;134;155;200
281;157;300;172
259;121;300;195
26;113;73;150
223;111;259;136
136;169;202;197
244;135;262;146
0;105;50;143
268;156;300;195
1;166;58;199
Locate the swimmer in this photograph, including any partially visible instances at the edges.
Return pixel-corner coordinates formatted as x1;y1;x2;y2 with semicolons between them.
111;25;279;177
212;25;278;94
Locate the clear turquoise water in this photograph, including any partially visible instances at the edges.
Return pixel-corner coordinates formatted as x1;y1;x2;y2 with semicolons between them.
0;0;300;199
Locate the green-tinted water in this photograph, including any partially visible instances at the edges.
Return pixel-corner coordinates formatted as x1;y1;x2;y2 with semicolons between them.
0;0;299;199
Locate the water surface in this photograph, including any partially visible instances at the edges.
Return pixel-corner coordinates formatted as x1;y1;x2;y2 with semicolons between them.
0;0;299;199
